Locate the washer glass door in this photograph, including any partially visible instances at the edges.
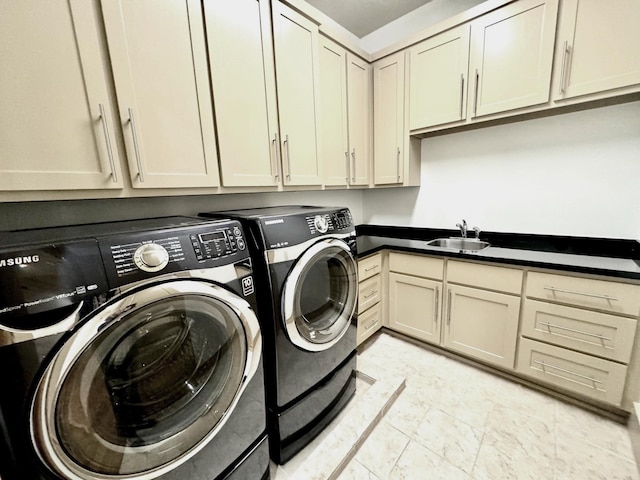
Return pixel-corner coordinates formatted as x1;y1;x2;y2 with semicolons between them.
282;238;357;351
31;280;261;480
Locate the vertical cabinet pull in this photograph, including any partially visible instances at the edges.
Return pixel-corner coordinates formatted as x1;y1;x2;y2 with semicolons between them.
345;151;350;184
459;74;465;119
351;148;356;182
447;288;452;328
272;133;280;181
434;286;440;324
283;134;291;181
558;41;570;96
98;104;118;183
128;108;144;182
473;69;479;116
396;147;401;182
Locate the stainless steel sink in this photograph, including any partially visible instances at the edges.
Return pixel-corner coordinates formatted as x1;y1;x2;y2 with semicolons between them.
426;237;490;252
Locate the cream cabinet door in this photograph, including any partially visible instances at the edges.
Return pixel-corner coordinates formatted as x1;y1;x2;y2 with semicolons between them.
347;54;372;186
554;0;640;100
319;37;349;187
468;0;558;118
0;1;122;191
373;52;405;185
409;24;470;130
102;0;220;188
272;1;322;186
388;272;442;345
204;0;279;187
443;284;520;369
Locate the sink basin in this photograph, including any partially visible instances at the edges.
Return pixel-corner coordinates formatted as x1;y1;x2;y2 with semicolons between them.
426;237;490;252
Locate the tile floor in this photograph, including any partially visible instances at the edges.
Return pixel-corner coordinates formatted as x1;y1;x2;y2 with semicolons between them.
275;331;640;480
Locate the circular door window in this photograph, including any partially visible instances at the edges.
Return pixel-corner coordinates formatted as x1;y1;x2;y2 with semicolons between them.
31;280;261;480
282;239;357;352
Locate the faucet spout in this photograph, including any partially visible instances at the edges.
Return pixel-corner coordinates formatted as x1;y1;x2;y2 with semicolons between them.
456;219;468;238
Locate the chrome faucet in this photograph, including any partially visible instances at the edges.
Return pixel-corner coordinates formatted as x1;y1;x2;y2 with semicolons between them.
456;219;468;238
472;226;481;239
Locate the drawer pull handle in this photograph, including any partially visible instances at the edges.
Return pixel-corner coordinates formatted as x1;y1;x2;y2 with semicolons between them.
533;360;603;387
363;291;378;299
543;286;618;302
434;286;440;324
364;265;379;272
538;321;612;342
447;288;452;328
364;319;378;330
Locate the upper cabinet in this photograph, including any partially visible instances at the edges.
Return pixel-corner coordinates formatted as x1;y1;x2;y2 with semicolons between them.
373;52;406;185
204;0;280;188
468;0;559;118
318;39;371;188
409;25;470;130
553;0;640;101
272;1;322;186
0;1;123;191
101;0;220;189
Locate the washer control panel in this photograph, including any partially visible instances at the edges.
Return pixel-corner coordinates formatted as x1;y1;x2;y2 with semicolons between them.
190;224;245;261
133;243;170;272
305;210;352;235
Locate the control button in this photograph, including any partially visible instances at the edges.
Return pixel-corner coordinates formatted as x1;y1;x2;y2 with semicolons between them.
133;243;170;272
233;226;241;236
237;238;246;250
314;215;329;234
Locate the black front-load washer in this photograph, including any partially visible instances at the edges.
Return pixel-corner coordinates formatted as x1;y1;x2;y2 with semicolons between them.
200;206;358;463
0;217;269;480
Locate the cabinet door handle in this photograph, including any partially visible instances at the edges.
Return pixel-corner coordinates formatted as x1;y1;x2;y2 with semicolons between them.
434;286;440;324
543;286;618;302
533;360;603;387
272;133;280;182
363;290;378;299
351;148;356;182
345;151;350;184
473;69;479;117
459;74;465;119
538;321;612;342
558;40;570;96
364;265;379;272
396;147;401;182
447;288;452;328
98;104;118;183
283;134;291;181
128;108;144;182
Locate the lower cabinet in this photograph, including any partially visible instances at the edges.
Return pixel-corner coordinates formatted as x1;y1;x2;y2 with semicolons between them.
357;252;383;346
443;284;521;369
388;272;442;345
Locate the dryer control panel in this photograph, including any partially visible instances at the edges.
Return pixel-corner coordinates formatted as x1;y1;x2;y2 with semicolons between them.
190;223;246;261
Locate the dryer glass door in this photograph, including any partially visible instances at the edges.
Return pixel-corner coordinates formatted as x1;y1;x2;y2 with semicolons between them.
282;238;357;351
31;280;261;480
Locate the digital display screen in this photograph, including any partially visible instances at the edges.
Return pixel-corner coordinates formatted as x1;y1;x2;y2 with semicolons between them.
199;231;226;244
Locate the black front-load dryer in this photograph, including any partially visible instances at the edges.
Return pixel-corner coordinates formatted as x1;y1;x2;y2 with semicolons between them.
200;206;358;464
0;217;269;480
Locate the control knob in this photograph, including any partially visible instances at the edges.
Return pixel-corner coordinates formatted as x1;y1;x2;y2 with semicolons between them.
314;215;329;233
133;243;170;272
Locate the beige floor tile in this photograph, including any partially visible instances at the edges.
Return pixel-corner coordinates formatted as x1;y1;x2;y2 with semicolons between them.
388;440;471;480
336;459;381;480
556;401;635;461
555;428;640;480
413;408;483;474
355;421;410;479
471;438;556;480
493;381;558;423
382;385;431;437
431;380;496;430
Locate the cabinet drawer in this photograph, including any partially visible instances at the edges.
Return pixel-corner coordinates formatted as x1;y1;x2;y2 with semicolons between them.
389;252;444;280
358;253;382;282
522;299;637;363
516;338;627;406
357;303;381;346
526;272;640;317
359;274;381;313
447;260;523;294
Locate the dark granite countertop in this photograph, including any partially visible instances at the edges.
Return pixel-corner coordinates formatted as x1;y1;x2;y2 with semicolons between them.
356;225;640;281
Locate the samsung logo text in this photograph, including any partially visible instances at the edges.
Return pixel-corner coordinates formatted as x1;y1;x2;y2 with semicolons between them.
0;255;40;268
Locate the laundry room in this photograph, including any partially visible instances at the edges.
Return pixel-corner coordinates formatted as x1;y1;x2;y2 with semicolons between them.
1;0;640;479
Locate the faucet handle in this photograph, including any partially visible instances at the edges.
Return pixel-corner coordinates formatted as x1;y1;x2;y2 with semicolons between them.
472;226;481;239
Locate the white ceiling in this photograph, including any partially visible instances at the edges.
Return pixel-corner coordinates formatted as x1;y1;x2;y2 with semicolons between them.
304;0;435;38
